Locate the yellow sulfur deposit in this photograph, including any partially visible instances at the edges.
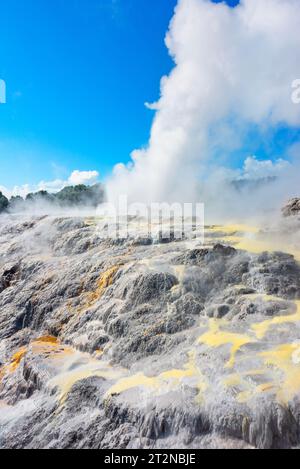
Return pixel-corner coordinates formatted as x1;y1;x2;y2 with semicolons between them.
9;347;28;372
106;372;159;396
252;301;300;339
232;343;300;404
235;237;300;262
198;319;254;368
0;346;28;381
207;224;259;235
97;266;120;295
33;335;59;345
0;337;73;384
205;224;300;262
50;361;125;405
260;343;300;403
84;265;121;308
106;350;207;400
31;336;74;360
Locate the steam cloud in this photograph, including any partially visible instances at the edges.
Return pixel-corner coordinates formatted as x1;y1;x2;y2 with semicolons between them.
107;0;300;221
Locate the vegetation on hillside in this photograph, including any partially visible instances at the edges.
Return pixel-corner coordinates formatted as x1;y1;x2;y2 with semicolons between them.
0;184;105;214
0;192;9;213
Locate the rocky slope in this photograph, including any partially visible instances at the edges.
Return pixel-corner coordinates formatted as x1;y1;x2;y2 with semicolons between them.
0;214;300;449
282;198;300;218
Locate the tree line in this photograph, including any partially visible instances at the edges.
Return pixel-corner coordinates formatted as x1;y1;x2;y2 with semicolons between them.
0;184;105;214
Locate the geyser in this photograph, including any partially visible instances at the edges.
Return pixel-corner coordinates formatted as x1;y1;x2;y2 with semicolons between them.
107;0;300;220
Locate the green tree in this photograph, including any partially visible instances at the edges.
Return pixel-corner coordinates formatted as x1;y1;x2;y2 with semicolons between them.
0;191;9;213
9;196;24;211
55;184;105;207
25;191;55;204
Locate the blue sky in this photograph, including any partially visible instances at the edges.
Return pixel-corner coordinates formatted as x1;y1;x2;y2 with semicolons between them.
0;0;178;188
0;0;298;192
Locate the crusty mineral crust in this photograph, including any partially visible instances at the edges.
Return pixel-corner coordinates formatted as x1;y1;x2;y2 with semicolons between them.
0;215;300;449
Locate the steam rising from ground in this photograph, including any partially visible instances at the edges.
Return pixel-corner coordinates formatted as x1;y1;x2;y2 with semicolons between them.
107;0;300;222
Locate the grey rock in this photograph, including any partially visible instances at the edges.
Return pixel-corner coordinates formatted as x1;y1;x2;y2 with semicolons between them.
0;215;300;449
282;198;300;218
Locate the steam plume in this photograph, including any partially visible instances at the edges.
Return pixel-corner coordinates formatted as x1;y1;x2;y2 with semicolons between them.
107;0;300;220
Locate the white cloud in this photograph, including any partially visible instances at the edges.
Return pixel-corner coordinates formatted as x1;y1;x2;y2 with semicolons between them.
68;170;99;186
241;156;291;180
37;179;66;193
107;0;300;213
0;170;100;199
0;184;31;199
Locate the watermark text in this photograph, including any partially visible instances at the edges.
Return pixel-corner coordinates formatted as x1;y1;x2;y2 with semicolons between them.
95;196;205;243
291;79;300;104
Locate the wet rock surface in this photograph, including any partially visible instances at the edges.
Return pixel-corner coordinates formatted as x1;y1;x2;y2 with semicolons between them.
0;215;300;449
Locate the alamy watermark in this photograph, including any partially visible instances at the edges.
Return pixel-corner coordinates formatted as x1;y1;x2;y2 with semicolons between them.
292;344;300;365
0;79;6;104
291;79;300;104
95;196;205;243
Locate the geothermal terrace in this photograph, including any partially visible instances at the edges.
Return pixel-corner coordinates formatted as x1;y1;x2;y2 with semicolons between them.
0;214;300;449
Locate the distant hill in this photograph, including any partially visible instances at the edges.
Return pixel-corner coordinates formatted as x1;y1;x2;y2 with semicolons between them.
0;183;106;214
0;191;9;213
